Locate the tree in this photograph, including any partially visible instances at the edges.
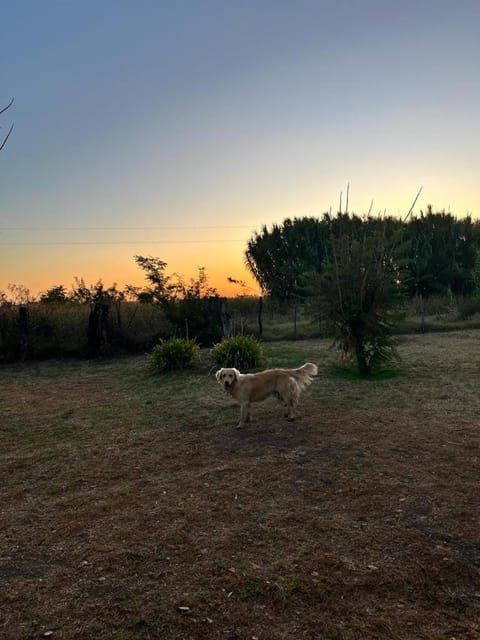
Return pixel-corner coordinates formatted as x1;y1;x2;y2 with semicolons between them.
403;208;477;311
6;284;33;305
310;217;402;376
245;217;328;302
167;267;223;345
174;266;219;299
134;255;175;302
134;257;224;344
451;215;477;296
69;277;124;304
245;217;330;337
39;285;69;305
473;253;480;294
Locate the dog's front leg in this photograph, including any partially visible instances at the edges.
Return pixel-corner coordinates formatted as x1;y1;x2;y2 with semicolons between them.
237;402;251;428
286;402;296;421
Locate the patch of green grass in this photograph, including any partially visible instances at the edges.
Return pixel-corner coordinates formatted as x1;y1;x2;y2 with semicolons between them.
238;570;270;601
264;341;329;369
275;574;309;602
236;570;323;609
329;364;406;381
262;320;321;342
397;315;480;335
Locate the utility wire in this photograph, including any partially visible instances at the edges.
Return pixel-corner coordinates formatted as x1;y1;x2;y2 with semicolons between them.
0;224;256;245
0;224;257;231
0;239;246;246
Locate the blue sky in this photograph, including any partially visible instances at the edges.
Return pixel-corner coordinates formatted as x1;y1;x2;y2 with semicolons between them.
1;0;479;296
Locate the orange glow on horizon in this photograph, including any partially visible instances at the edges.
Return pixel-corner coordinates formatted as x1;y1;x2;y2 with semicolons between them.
3;197;479;300
0;240;261;299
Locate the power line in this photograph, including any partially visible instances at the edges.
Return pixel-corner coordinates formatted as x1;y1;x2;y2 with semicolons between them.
0;239;246;246
0;224;257;231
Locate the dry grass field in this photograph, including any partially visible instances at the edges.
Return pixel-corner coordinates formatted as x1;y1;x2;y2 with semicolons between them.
1;330;480;639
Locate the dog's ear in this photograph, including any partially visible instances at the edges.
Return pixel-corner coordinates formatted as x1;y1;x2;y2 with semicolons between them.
215;368;223;382
233;368;240;380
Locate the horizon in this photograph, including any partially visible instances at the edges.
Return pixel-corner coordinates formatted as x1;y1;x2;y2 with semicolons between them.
2;203;476;301
1;1;479;297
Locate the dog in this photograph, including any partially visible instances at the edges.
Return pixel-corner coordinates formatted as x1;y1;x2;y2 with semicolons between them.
215;362;318;428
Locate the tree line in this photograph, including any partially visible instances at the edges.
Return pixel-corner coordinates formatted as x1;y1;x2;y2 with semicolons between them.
245;208;480;374
245;207;480;303
2;207;480;372
3;208;478;308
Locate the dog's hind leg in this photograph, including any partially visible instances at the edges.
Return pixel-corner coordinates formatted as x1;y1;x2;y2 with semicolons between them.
285;378;300;421
237;402;251;428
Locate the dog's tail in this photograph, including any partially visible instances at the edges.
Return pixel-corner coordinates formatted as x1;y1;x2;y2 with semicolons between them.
291;362;318;391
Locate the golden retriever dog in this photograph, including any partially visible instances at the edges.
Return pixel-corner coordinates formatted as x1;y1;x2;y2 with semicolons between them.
215;362;318;428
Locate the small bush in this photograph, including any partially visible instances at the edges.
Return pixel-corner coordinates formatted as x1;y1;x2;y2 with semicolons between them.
148;337;200;372
210;335;264;370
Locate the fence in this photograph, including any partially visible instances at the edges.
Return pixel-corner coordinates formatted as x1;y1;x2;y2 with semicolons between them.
0;296;317;363
0;297;262;362
0;302;165;362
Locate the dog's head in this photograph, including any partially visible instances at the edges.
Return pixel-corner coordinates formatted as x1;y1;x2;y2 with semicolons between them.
215;367;240;391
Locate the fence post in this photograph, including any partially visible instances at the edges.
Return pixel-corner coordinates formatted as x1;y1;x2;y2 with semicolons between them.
220;298;233;337
19;305;29;361
87;302;111;357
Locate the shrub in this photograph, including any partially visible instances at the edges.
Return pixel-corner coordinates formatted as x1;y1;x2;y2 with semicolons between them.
210;335;264;370
148;337;200;372
310;224;401;376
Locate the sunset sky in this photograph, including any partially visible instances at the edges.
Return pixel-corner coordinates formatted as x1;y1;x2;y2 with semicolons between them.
1;0;479;298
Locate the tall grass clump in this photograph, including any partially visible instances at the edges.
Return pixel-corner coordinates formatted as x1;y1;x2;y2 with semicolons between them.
210;335;264;370
148;337;200;372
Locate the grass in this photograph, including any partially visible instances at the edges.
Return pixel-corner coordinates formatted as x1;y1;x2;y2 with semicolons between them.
1;331;480;639
329;364;406;380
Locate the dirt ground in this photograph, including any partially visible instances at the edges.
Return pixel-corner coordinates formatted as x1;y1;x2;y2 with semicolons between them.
1;331;479;639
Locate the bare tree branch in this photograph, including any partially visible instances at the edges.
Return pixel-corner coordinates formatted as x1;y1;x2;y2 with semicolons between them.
0;97;14;116
0;122;14;152
0;98;14;152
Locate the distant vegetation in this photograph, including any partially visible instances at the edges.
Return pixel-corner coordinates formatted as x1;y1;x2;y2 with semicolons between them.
245;207;480;374
2;208;480;372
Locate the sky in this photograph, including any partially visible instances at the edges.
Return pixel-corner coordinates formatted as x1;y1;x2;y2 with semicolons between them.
1;0;479;298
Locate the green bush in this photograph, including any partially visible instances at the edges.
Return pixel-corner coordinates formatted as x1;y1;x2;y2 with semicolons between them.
148;337;200;372
210;335;264;370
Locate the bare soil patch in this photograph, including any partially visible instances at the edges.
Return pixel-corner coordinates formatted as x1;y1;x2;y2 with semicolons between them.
1;331;479;639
